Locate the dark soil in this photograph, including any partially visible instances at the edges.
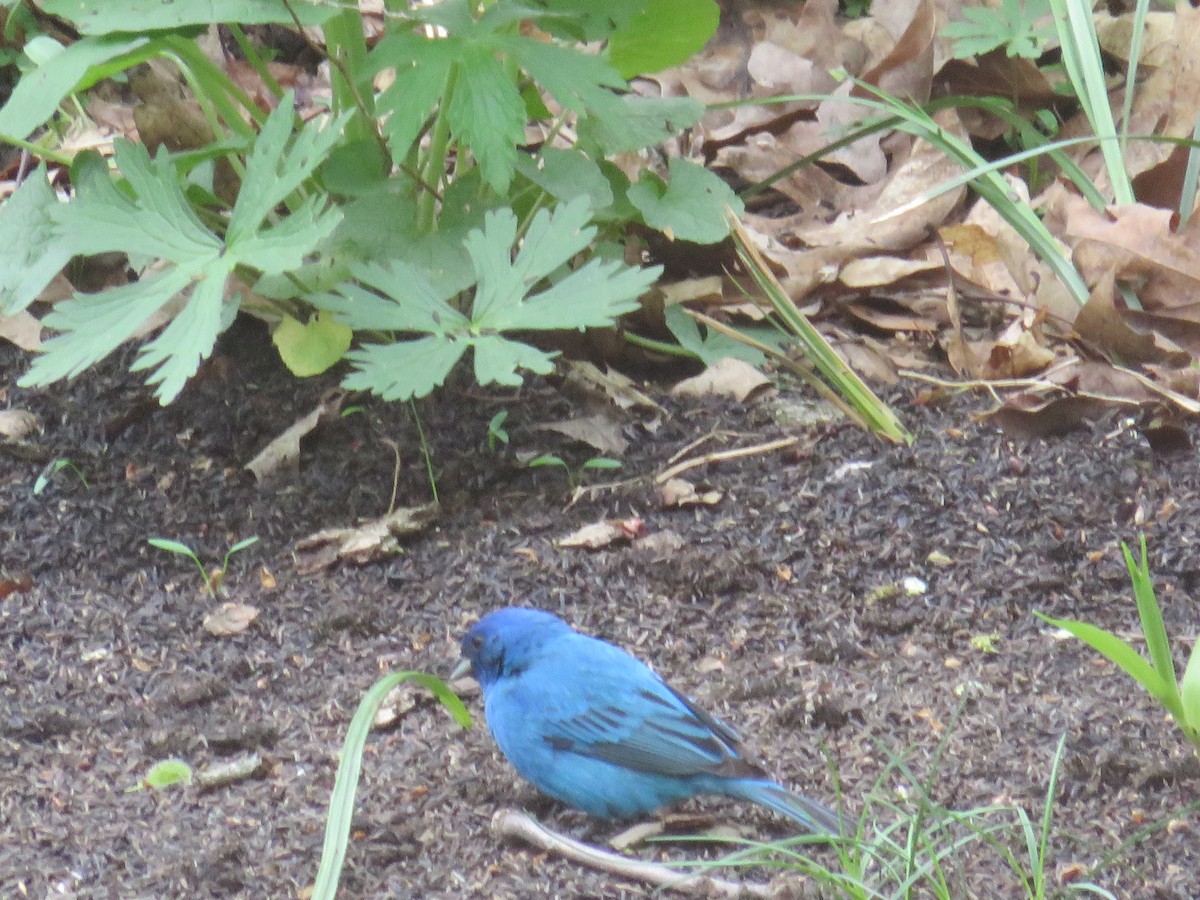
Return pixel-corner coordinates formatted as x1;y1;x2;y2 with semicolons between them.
3;321;1199;899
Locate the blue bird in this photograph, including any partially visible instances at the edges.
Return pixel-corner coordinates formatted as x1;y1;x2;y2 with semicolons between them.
453;607;840;834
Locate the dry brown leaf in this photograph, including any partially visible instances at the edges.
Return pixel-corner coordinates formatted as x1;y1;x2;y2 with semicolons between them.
1074;269;1184;365
798;108;969;253
939;220;1027;301
1099;4;1200;184
0;574;34;600
0;409;39;439
533;414;629;457
294;503;440;573
987;394;1113;438
0;310;43;352
837;337;901;384
658;276;725;307
981;327;1056;380
1133;144;1197;212
246;391;346;482
1096;10;1175;67
860;0;936;101
1065;198;1200;289
1121;302;1200;359
845;298;941;334
562;361;666;415
203;602;259;637
659;477;722;508
670;357;771;403
0;309;41;352
557;519;642;549
839;256;941;288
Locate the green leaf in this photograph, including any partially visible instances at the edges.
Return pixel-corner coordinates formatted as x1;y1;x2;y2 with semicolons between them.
373;34;458;163
311;672;470;900
513;148;613;210
226;94;348;247
319;138;390;198
582;457;622;470
317;261;468;332
22;92;343;404
448;44;526;192
143;759;193;790
331;197;659;401
41;0;336;33
943;0;1056;60
0;33;155;141
505;36;627;115
0;164;73;313
472;334;557;387
526;0;648;41
310;175;491;300
609;0;719;78
1035;612;1183;719
664;305;767;366
469;197;656;329
627;158;742;244
129;273;235;401
1123;537;1183;710
227;536;260;555
343;336;468;402
148;538;198;559
27;269;198;385
1181;638;1200;732
578;94;703;154
274;311;353;377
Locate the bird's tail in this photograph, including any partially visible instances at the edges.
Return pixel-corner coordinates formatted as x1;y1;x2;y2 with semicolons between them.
725;779;842;835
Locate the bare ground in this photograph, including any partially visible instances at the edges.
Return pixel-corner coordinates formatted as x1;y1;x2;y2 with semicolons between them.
3;321;1199;898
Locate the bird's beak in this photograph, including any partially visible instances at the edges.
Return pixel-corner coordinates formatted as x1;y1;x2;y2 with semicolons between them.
450;658;472;681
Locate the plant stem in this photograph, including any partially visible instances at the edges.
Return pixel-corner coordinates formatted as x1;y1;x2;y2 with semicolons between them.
417;64;459;231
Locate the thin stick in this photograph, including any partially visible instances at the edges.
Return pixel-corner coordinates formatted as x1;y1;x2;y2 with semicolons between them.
655;436;800;485
665;429;740;467
491;809;771;898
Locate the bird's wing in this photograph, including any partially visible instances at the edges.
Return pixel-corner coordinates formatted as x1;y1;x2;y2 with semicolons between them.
538;637;763;780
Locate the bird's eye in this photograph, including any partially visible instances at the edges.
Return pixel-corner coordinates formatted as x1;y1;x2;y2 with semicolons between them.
472;635;483;648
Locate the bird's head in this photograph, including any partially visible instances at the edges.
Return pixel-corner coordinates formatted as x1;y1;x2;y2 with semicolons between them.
452;607;572;691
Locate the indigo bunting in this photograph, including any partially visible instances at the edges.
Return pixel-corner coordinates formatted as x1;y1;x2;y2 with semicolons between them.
453;607;839;834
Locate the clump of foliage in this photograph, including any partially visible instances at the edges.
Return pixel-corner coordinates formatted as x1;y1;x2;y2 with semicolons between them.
148;535;259;597
1038;536;1200;757
0;0;732;405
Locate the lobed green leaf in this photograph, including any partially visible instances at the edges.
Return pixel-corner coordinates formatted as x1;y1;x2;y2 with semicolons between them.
0;164;73;313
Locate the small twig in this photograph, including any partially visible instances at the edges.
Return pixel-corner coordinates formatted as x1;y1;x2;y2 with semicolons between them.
897;363;1076;393
492;809;771;897
381;437;402;516
655;437;800;485
665;429;741;467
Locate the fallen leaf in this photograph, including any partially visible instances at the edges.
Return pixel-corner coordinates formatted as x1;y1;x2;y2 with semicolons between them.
562;360;666;415
0;309;43;351
557;517;644;549
294;502;440;573
659;477;722;508
533;414;629;456
203;603;259;637
246;390;346;482
670;357;771;402
0;409;39;439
